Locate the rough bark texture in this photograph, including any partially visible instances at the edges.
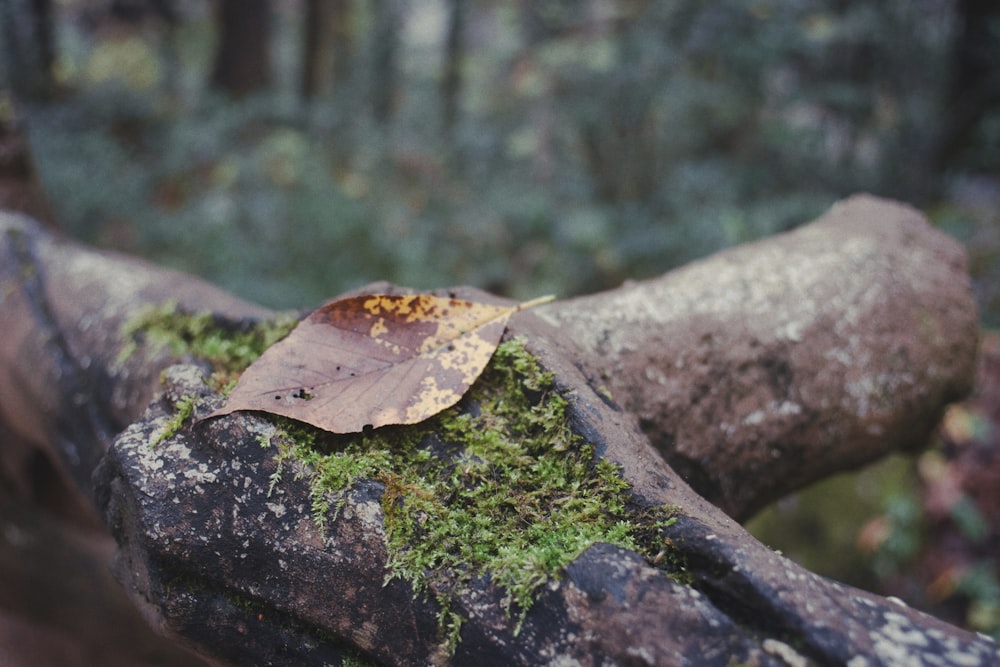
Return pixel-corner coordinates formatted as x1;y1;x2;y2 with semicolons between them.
0;213;270;507
542;195;979;519
0;213;268;665
0;198;993;666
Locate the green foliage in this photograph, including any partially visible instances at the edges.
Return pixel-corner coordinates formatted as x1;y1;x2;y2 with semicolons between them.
928;199;1000;328
746;456;912;593
18;0;996;317
336;656;378;667
957;562;1000;641
871;490;925;577
263;338;682;651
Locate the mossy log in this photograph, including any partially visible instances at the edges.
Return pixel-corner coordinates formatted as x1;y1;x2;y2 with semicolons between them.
0;197;994;666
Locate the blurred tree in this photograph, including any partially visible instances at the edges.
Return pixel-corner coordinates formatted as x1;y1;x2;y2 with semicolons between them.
16;0;993;315
930;0;1000;174
109;0;177;24
301;0;354;101
0;0;55;99
371;0;401;124
0;97;55;222
441;0;467;133
211;0;271;95
577;14;661;206
109;0;181;97
519;0;581;43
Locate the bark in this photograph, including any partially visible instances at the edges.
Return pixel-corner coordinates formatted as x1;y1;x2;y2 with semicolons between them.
0;214;270;511
0;197;992;666
543;195;979;520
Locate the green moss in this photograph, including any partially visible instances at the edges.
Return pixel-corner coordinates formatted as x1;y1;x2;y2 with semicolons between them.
121;301;296;447
129;305;684;654
263;337;684;652
337;657;378;667
153;393;197;446
118;301;298;386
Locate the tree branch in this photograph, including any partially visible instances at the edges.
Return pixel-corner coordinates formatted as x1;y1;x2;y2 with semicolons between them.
543;194;978;519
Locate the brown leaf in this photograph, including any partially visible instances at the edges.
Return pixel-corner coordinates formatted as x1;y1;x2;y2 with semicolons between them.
206;293;554;433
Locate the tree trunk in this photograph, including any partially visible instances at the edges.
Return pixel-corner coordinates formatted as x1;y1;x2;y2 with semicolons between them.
30;0;54;82
441;0;466;134
301;0;354;102
949;0;1000;126
0;196;992;665
301;0;320;100
929;0;1000;173
0;0;56;98
371;0;401;124
0;100;56;223
211;0;272;95
544;195;979;519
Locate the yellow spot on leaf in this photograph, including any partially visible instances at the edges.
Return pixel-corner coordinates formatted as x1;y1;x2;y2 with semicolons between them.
369;317;389;338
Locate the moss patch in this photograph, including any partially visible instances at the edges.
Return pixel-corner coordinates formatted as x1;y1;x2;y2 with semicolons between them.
265;337;683;650
127;306;684;654
118;301;298;388
121;302;298;444
153;392;198;445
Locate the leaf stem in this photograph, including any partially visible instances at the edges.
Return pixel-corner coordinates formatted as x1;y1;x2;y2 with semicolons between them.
515;294;556;312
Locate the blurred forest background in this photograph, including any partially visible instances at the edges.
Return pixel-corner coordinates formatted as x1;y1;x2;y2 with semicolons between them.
1;0;999;645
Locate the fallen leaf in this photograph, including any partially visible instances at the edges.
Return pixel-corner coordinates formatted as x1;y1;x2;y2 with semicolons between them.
206;293;554;433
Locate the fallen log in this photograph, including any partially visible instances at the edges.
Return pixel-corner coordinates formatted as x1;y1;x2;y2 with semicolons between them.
545;194;979;519
0;196;992;665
